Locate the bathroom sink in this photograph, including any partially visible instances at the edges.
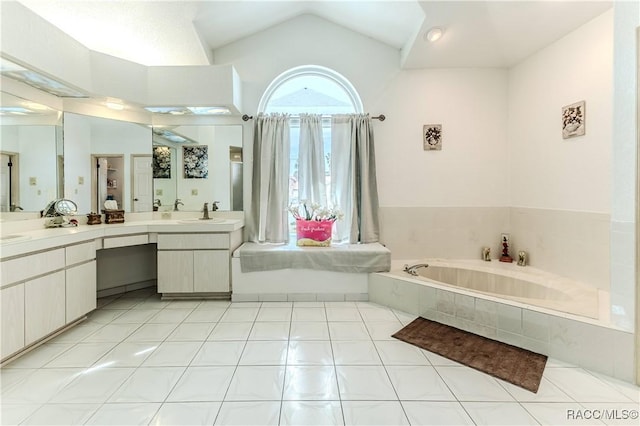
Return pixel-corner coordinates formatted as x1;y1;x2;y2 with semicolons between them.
0;234;32;244
177;218;226;224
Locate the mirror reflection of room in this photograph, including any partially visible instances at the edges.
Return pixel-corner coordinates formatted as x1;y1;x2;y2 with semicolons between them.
0;92;62;215
63;112;152;214
152;124;242;212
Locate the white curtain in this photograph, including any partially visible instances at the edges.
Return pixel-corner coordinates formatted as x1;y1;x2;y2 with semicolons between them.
297;113;326;206
248;113;290;243
331;114;380;243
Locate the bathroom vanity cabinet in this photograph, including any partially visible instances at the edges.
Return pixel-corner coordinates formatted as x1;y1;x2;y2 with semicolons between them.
0;242;96;360
156;230;243;297
0;217;244;362
65;241;98;322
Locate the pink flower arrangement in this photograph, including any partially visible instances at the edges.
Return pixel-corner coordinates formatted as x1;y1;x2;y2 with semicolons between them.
289;201;342;246
288;201;342;222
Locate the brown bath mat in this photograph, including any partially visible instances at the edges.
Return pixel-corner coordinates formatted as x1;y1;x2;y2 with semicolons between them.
392;317;547;393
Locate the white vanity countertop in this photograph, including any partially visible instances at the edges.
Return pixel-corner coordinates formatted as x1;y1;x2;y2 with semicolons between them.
0;217;244;259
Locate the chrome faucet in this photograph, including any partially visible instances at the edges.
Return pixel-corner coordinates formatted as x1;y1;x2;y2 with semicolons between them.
403;263;429;276
211;201;220;212
10;204;23;212
202;202;210;220
173;199;183;211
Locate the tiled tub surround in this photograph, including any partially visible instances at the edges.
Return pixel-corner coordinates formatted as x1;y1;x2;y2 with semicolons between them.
378;206;635;329
406;259;604;320
379;206;611;292
369;260;635;383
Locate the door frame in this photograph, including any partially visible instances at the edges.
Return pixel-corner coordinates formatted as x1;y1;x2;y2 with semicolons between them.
131;154;152;213
1;151;20;212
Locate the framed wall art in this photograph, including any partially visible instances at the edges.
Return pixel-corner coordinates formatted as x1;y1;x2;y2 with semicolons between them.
423;124;442;151
152;146;171;178
183;145;208;179
562;101;585;139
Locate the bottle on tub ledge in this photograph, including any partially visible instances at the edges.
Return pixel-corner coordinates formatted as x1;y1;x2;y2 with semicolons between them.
482;247;491;261
499;234;513;263
517;251;527;266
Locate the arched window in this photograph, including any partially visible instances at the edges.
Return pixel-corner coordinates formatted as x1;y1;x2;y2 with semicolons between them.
259;66;363;231
259;65;362;115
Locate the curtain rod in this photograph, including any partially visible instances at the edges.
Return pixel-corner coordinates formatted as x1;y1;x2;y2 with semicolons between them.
241;114;385;122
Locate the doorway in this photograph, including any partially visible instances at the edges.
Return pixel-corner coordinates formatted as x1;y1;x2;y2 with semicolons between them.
0;152;19;212
91;154;124;213
131;154;152;212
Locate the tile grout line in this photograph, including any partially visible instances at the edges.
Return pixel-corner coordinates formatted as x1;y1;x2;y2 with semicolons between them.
211;302;260;425
323;302;347;426
74;291;160;424
276;303;294;425
358;304;412;424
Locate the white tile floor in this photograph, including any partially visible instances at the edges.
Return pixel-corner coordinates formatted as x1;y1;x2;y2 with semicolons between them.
1;287;638;425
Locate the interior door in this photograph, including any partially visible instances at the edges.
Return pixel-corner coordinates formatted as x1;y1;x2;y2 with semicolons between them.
0;154;10;211
132;155;153;212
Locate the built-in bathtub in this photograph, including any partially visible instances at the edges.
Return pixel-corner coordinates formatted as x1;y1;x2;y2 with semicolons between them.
400;259;603;319
369;259;634;383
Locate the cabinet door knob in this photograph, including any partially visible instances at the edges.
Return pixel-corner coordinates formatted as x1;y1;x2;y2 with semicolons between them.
134;198;139;201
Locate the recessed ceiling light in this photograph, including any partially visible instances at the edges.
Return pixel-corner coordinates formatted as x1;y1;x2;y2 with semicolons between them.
152;128;196;144
0;57;87;98
0;107;32;115
145;106;189;114
24;101;50;111
144;106;231;115
425;27;444;43
187;106;230;115
105;102;124;111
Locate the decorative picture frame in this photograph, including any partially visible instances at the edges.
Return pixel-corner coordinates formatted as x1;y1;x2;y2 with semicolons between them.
562;101;585;139
183;145;208;179
423;124;442;150
152;146;171;178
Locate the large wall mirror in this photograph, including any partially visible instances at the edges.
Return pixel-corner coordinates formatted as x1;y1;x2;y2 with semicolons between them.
152;125;243;212
0;92;63;220
63;112;153;214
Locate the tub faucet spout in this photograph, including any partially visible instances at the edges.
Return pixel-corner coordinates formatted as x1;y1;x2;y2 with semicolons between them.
403;263;429;276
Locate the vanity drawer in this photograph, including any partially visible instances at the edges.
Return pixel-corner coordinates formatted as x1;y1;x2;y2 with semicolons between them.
103;234;149;249
66;241;96;266
1;248;65;287
157;233;229;250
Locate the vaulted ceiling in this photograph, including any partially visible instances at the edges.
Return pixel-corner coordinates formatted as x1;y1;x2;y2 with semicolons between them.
18;0;612;69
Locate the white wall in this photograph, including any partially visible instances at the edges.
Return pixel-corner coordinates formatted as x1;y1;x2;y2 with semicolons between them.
372;68;509;207
91;120;151;212
173;125;242;211
508;10;612;213
64;114;151;213
505;10;614;293
213;14;400;118
1;126;59;211
610;0;639;331
18;126;58;211
63;113;92;212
